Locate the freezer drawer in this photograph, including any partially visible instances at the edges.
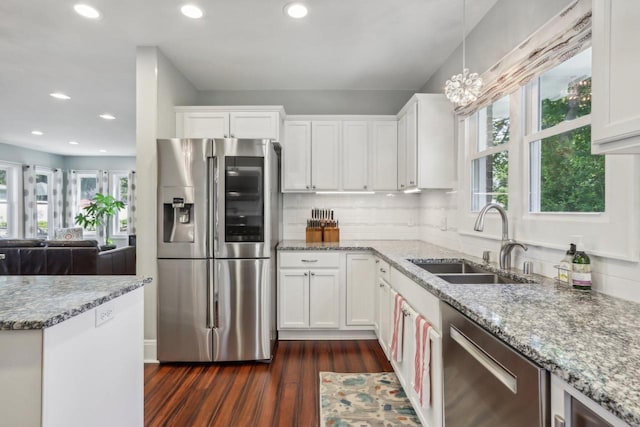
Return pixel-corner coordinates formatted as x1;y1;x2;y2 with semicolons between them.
213;258;272;361
157;259;212;362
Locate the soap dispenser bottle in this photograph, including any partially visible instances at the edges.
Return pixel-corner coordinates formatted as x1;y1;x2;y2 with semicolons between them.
572;246;592;290
558;243;576;284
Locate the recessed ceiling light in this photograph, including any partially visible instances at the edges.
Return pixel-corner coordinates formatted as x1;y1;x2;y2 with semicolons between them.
31;130;43;136
99;113;116;120
69;141;79;145
181;4;204;19
74;4;101;19
99;149;107;153
284;2;308;19
50;92;71;100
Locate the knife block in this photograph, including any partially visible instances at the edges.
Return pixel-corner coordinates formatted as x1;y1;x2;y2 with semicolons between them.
323;227;340;243
305;227;322;243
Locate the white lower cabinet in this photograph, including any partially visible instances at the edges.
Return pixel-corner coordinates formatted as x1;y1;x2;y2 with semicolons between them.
377;277;392;359
346;254;376;326
278;268;340;329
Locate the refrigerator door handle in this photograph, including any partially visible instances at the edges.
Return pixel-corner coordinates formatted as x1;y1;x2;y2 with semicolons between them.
208;155;219;256
207;259;215;328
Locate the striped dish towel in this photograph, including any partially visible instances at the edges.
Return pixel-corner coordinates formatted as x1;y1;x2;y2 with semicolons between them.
413;314;432;407
390;292;405;362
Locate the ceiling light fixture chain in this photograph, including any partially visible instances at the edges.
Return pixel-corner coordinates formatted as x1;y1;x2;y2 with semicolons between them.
444;0;482;107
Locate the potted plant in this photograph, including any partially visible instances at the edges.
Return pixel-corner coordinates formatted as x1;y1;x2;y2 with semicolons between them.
75;192;125;249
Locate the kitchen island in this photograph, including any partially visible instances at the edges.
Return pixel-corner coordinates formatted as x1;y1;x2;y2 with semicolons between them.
279;240;640;426
0;275;149;427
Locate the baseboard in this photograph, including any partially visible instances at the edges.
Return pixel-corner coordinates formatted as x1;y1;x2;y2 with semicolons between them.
144;339;158;363
278;330;377;340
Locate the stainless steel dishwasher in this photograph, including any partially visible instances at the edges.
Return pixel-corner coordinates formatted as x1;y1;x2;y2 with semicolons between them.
442;302;549;427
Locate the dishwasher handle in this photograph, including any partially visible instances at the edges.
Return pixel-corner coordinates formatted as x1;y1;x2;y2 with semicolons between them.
450;325;518;394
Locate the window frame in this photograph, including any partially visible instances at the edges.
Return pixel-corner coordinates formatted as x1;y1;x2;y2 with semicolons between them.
34;166;54;239
76;170;99;236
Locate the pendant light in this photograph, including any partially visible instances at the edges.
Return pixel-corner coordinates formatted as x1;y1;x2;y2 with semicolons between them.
444;0;482;107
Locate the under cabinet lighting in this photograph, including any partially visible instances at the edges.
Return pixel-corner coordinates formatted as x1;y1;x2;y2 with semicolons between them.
403;188;422;194
99;113;116;120
69;141;79;145
316;191;375;195
74;4;101;19
284;2;308;19
181;4;204;19
50;92;71;100
31;130;43;136
99;149;107;153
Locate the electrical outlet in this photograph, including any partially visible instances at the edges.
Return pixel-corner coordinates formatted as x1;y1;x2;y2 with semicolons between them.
95;302;115;327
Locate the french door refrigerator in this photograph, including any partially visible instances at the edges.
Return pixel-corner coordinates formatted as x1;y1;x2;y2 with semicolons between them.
156;138;281;362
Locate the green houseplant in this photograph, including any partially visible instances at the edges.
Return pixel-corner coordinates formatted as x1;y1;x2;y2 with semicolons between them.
74;193;125;246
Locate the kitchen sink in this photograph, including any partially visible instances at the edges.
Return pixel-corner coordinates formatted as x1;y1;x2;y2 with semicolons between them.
408;259;535;285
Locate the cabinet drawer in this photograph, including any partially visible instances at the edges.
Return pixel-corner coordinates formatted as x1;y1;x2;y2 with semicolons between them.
375;258;391;282
279;252;341;268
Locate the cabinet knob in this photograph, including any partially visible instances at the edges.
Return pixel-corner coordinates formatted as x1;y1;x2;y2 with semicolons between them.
304;272;308;277
230;134;235;138
310;272;315;276
312;185;316;189
400;184;405;188
363;185;367;189
306;185;310;189
375;260;380;264
379;283;384;288
409;181;415;185
380;268;387;273
224;134;229;138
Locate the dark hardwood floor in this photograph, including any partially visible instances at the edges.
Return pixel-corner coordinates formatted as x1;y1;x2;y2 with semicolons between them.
144;340;393;427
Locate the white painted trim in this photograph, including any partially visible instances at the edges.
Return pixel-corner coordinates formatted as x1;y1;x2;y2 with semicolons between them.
144;339;158;363
286;114;397;121
278;330;376;340
174;105;286;117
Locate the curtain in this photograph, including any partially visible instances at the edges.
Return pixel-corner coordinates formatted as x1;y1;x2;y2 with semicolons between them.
65;170;78;228
96;170;110;245
51;169;64;233
22;165;37;238
455;0;592;116
127;170;137;236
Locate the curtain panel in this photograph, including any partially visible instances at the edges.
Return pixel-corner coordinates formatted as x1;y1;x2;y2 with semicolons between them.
22;165;37;238
455;0;592;117
51;169;64;233
65;170;78;228
127;170;137;236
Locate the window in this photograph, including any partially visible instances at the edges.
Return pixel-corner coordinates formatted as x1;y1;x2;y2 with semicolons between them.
527;48;604;213
471;95;510;211
77;172;98;233
111;173;129;235
0;163;19;238
35;168;53;238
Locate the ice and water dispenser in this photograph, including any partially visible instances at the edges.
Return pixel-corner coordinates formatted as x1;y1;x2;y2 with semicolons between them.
162;190;194;243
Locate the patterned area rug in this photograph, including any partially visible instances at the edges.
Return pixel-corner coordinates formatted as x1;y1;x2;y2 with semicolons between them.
319;372;420;426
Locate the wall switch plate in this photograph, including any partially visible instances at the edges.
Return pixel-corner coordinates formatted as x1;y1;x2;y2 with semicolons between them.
95;302;115;327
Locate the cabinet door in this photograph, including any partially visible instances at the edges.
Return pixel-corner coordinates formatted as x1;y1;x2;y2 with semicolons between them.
283;121;312;191
309;269;340;328
230;112;279;140
377;278;391;359
311;121;340;191
181;112;229;138
278;269;309;329
371;121;398;191
342;121;369;191
592;0;640;154
397;114;407;190
346;254;376;326
405;101;418;188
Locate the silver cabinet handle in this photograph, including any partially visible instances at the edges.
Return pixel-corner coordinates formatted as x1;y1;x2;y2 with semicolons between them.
363;185;367;189
301;259;318;263
312;185;316;189
310;272;315;276
304;272;308;277
375;260;380;264
224;134;229;138
306;185;310;189
450;326;517;394
409;180;415;185
400;184;405;188
379;268;387;273
554;415;565;427
230;134;235;138
379;283;384;288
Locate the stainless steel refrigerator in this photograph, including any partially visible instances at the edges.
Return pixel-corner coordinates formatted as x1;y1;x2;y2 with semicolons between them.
156;138;281;362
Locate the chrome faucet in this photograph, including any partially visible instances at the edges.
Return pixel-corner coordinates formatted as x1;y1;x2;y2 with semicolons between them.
473;202;527;270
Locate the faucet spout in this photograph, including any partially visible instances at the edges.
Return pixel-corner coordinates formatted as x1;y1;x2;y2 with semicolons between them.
500;241;528;270
473;202;509;242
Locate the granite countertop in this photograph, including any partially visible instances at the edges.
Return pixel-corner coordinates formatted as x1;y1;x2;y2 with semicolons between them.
279;240;640;426
0;275;151;330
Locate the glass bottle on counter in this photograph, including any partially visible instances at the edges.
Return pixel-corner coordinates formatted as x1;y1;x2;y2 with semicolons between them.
558;243;576;284
571;248;592;290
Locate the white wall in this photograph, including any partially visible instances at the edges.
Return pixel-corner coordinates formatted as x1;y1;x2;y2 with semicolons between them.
197;90;414;115
135;46;199;359
63;156;135;171
0;143;64;168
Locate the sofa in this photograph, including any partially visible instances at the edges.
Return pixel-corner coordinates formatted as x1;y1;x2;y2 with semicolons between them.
0;239;136;275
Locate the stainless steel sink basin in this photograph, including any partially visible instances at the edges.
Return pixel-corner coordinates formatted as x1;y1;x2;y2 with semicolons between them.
408;259;535;285
436;273;514;284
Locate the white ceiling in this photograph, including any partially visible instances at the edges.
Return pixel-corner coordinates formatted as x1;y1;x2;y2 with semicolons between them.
0;0;497;157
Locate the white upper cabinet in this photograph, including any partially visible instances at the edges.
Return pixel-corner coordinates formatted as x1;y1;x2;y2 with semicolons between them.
311;121;341;191
180;112;229;138
175;107;283;140
282;121;312;191
371;121;398;191
397;94;454;190
342;121;369;191
592;0;640;154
